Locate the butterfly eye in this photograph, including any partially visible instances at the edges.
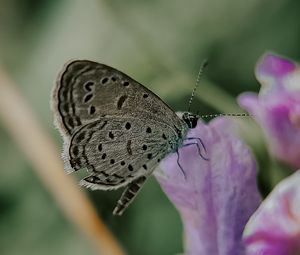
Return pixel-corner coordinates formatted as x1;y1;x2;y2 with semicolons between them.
182;113;198;128
189;116;198;128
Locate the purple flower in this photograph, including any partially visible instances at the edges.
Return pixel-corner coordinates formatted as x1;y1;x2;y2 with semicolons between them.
154;117;261;255
238;53;300;168
243;171;300;255
154;54;300;255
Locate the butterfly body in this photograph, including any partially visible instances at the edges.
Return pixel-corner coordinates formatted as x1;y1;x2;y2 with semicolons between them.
52;60;196;215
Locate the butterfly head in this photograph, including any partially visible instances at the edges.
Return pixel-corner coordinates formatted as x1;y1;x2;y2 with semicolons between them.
182;112;199;129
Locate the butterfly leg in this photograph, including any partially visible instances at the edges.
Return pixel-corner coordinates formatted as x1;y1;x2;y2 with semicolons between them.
176;150;187;179
181;142;209;161
184;137;209;160
176;141;208;180
185;137;207;153
113;176;147;216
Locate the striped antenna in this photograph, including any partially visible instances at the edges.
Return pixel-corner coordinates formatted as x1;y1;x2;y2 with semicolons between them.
200;113;252;118
187;59;208;112
188;60;251;119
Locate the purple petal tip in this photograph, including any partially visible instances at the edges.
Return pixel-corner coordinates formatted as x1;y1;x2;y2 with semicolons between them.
256;53;297;82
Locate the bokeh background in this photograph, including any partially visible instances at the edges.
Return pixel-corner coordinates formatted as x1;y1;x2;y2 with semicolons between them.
1;0;300;254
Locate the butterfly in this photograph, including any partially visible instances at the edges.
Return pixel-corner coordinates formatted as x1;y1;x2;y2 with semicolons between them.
51;60;201;215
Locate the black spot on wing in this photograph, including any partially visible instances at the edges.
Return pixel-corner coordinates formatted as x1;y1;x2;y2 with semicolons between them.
84;81;94;92
84;93;93;103
89;106;96;115
117;95;128;110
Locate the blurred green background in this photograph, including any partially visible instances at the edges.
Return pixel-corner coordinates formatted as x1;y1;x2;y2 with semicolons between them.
0;0;300;254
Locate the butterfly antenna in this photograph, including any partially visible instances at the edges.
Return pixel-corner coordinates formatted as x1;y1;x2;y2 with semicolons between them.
200;113;252;118
187;59;208;113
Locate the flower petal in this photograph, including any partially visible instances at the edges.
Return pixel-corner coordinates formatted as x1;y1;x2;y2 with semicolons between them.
256;53;297;88
239;53;300;169
243;171;300;255
155;117;261;255
238;92;261;118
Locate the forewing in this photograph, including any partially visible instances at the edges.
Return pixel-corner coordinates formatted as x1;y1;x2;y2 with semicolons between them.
52;60;183;137
65;116;176;190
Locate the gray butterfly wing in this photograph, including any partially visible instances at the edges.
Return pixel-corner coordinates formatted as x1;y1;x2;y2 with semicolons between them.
66;115;178;190
52;60;189;215
52;60;184;137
